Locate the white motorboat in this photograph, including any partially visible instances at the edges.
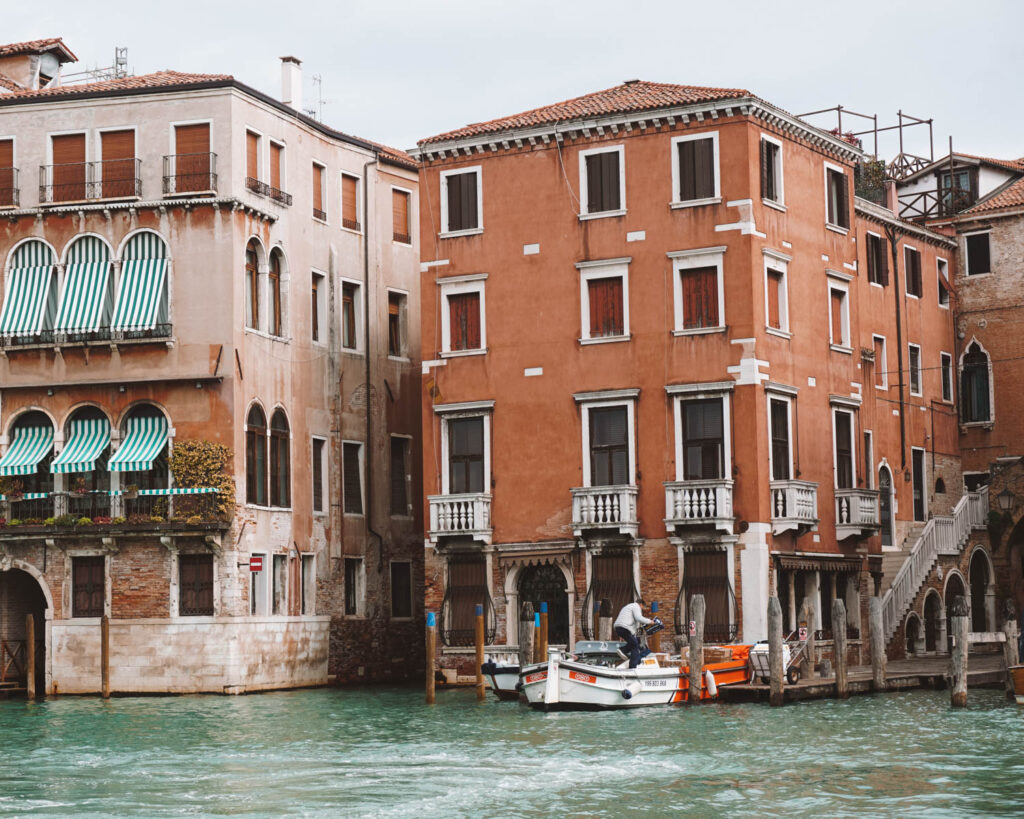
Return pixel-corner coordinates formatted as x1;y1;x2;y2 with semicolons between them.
480;658;521;701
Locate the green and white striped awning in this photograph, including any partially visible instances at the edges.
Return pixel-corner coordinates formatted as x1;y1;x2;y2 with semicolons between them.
0;241;56;336
54;236;111;334
109;415;167;472
0;426;54;475
51;418;110;474
110;487;218;496
112;233;168;332
0;492;50;501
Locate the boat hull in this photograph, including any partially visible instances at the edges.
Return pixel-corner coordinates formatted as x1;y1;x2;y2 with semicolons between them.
480;661;521;701
1011;665;1024;705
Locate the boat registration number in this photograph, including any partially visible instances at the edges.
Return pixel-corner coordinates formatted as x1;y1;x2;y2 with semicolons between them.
569;671;596;684
524;671;547;684
642;679;670;688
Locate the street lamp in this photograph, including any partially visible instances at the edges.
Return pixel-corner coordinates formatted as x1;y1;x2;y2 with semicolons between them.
997;486;1014;513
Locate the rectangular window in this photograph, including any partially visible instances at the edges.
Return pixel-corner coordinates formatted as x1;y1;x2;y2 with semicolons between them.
873;335;887;389
173;123;211;193
674;134;717;202
589;405;629;486
680;266;720;330
100;129;136;198
937;258;950;307
905;246;922;297
388;291;406;357
863;430;873;489
390;436;410;515
390;561;413;619
448;417;484;494
343;441;364;514
581;147;623;215
0;138;14;207
344;557;364;617
312;437;326;514
249;553;267;615
909;344;922;396
272;554;287;615
447;291;482;351
270;142;284;195
72;556;104;617
246;130;260;189
682;398;724;480
311;272;324;342
829;285;849;348
766;268;784;330
825;166;849;228
341;172;359;230
442;168;480;233
866;233;889;285
312;162;326;220
179;554;214;616
769;397;791;481
760;136;783;204
51;132;86;201
392;188;411;243
912;448;925;521
941;352;953;402
834;410;854;489
301;554;315;615
587;276;624;337
966;232;990;275
341;281;359;351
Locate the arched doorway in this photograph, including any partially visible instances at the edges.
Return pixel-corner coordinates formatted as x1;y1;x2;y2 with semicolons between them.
923;592;942;652
905;613;921;656
944;573;966;653
879;465;894;548
0;568;47;697
518;563;569;646
969;549;991;631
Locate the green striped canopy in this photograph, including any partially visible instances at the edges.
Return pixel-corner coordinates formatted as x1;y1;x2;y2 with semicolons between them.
0;241;56;336
111;234;168;331
0;426;54;476
110;487;218;496
54;236;111;333
109;415;168;472
51;418;110;474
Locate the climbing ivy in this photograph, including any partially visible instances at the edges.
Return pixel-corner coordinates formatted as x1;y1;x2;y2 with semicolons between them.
169;439;236;519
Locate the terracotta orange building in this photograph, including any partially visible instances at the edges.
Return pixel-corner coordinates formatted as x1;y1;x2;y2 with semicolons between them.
414;81;982;673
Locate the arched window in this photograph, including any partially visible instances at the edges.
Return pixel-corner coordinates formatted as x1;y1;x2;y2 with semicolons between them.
54;406;111;518
110;404;168;492
934;477;946;494
114;232;169;338
0;240;58;341
269;249;283;337
269;409;290;507
0;411;55;496
879;465;894;548
961;342;991;423
245;240;261;330
246;405;267;505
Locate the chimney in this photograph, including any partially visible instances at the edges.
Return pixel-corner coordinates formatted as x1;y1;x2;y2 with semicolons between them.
280;56;302;111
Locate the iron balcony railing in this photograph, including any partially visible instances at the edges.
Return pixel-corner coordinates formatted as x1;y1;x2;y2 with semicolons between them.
39;159;142;203
0;324;171;350
0;489;224;528
269;186;292;206
163;152;217;195
313;207;328;222
246;176;270;196
0;166;19;207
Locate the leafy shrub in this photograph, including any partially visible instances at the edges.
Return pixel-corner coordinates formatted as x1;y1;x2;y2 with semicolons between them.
168;440;235;519
76;517;93;526
55;514;77;527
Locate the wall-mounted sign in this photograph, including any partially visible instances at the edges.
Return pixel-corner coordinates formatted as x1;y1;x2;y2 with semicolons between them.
249;555;263;573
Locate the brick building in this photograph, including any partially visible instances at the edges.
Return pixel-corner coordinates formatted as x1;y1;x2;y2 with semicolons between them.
0;38;423;694
414;81;978;675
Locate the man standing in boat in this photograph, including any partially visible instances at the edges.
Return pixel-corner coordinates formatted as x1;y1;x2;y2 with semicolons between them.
614;599;653;669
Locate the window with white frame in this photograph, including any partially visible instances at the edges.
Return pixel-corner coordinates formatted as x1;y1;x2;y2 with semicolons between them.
576;391;637;488
862;430;873;489
579;259;629;342
341;172;360;231
342;441;364;515
904;245;922;298
579;145;625;217
440;166;482;235
440;275;486;354
937;258;950;307
341;279;362;352
672;132;719;206
832;407;856;489
311;271;325;343
940;352;953;403
825;164;849;229
865;232;889;285
760;135;784;205
670;247;725;334
965;231;990;276
908;343;922;396
872;335;887;389
763;249;790;334
435;402;493;495
828;279;850;349
344;556;365;617
671;387;731;481
768;393;793;481
960;341;992;423
388;289;408;358
249;552;268;615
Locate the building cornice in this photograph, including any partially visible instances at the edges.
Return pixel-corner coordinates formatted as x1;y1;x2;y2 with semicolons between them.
854;197;956;248
0;196;278;223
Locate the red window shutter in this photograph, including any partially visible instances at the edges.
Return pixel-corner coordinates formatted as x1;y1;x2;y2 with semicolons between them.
449;292;481;350
766;269;782;329
879;237;890;285
588;276;623;336
830;290;844;344
51;133;86;200
681;267;718;329
393;189;410;241
342;174;359;229
101;129;135;198
174;124;210;192
270;143;282;191
0;139;12;206
246;132;258;180
760;140;770;200
312;164;323;213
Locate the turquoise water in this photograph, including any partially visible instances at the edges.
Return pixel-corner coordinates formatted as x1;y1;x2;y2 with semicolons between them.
1;687;1023;817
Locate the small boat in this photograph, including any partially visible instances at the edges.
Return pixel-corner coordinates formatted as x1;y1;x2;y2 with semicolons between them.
519;640;752;710
1010;664;1024;705
480;658;521;701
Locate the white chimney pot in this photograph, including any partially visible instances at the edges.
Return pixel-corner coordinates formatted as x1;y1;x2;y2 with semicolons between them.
281;56;302;112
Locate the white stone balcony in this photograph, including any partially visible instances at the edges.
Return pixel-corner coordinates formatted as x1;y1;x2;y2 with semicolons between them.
664;479;734;534
834;487;880;540
571;485;638;538
428;493;492;545
769;479;819;535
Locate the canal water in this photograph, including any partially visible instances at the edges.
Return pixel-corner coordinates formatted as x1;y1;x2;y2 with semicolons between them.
1;687;1022;817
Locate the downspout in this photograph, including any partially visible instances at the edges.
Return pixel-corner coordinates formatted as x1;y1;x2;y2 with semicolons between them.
363;157;385;573
883;223;907;471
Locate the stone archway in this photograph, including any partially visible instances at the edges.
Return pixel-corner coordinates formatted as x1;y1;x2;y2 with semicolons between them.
0;567;48;697
923;591;942;652
905;612;922;656
944;572;966;653
517;563;570;646
968;548;994;632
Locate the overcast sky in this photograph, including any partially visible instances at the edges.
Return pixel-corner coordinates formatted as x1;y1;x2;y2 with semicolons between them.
7;1;1023;159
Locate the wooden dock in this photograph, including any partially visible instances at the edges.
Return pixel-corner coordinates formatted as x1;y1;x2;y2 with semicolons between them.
719;654;1007;703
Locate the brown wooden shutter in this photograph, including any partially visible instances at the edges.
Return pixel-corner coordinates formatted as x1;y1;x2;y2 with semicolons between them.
588;277;623;336
879;237;890;285
342;174;359;229
830;289;844;344
766;269;782;329
448;171;478;230
393;189;410;241
270;143;282;191
343;442;363;514
101;129;135;198
837;171;850;227
0;139;13;206
694;138;714;199
760;140;770;200
835;412;853;489
874;338;885;386
52;133;86;201
312;164;323;214
682;267;718;329
175;123;209;155
174;123;210;192
449;292;481;350
246;132;258;180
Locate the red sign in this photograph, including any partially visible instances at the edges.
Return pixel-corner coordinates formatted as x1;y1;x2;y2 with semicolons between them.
689;620;696;636
569;671;596;684
798;626;808;641
524;671;547;684
249;555;263;572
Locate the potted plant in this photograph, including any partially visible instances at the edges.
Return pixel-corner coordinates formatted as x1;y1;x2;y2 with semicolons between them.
122;483;139;500
69;476;88;497
0;477;24;502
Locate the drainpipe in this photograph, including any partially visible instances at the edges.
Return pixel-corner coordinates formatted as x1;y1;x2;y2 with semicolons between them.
363;158;384;572
883;223;907;471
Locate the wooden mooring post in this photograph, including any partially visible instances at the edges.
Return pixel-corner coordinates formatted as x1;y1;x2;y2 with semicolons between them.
101;614;110;699
425;612;436;705
799;598;816;680
474;604;486;702
649;601;660;653
833;598;849;700
533;612;542;663
949;595;969;708
1003;606;1019;701
25;613;35;701
688;594;705;704
869;597;887;692
598;599;613;642
518;602;535;669
538;602;549;660
768;596;784;707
